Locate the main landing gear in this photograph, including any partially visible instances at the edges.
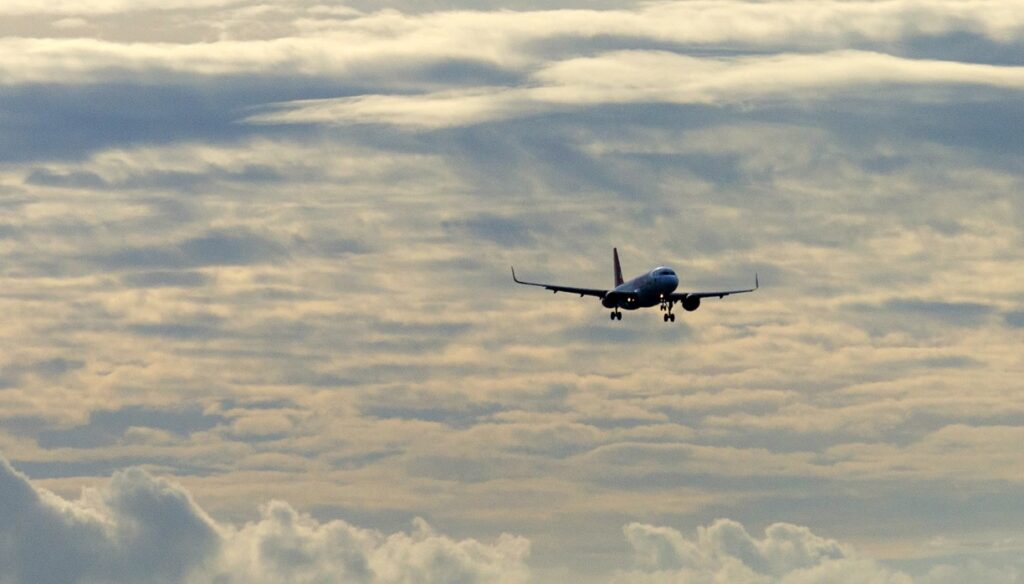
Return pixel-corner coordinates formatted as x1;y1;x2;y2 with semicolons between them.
610;310;622;321
661;301;676;322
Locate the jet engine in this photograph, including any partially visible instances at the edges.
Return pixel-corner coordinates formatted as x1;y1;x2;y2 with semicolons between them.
602;290;638;309
682;296;701;312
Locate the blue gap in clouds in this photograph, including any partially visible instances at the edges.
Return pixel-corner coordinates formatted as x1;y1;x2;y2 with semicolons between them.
409;103;750;224
0;76;363;163
818;94;1024;170
34;405;226;449
1005;311;1024;328
361;402;503;429
900;32;1024;66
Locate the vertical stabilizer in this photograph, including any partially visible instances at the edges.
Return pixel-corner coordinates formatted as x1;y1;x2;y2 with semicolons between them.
613;248;624;287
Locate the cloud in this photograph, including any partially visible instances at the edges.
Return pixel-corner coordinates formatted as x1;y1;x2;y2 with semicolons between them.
921;560;1023;584
35;405;224;449
120;270;211;288
442;213;540;247
92;228;287;271
247;87;535;129
0;455;219;583
7;454;1023;584
220;506;531;584
614;520;1024;583
534;50;1024;103
879;299;995;326
616;519;912;584
0;0;242;16
3;2;1024;83
252;51;1024;128
0;455;532;584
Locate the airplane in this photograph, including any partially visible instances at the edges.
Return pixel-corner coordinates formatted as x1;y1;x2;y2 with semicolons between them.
512;248;757;322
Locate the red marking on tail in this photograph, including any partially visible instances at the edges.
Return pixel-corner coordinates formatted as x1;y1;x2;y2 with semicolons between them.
613;248;624;287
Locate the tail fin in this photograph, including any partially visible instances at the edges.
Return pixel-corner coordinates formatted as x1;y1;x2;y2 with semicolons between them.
613;248;624;287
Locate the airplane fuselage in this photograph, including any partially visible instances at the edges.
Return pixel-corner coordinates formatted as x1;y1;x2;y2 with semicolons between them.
601;267;679;310
511;248;756;322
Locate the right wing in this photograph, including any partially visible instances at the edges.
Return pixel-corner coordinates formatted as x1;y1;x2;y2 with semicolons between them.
667;274;759;301
511;267;608;298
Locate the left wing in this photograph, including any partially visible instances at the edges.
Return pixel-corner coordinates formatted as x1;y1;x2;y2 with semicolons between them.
511;267;608;298
668;274;759;301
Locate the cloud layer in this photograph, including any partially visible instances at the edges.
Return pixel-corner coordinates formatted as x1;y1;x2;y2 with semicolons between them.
8;456;1023;584
251;50;1024;128
1;0;1023;582
4;2;1024;83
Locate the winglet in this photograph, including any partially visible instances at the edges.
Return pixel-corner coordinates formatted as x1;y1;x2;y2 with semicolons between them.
511;266;521;283
755;273;759;289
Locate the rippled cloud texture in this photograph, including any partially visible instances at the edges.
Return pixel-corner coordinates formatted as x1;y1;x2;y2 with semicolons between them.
1;1;1023;582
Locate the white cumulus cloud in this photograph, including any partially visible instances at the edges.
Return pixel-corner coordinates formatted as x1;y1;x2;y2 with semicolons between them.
614;519;913;584
0;456;531;584
4;457;1023;583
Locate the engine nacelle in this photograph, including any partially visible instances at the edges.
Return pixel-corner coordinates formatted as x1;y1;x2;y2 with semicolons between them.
682;295;701;312
603;291;637;309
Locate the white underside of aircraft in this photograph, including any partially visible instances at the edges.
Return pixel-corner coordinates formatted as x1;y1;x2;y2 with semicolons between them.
512;248;757;322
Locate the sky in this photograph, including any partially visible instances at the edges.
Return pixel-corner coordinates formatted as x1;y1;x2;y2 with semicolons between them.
1;1;1023;582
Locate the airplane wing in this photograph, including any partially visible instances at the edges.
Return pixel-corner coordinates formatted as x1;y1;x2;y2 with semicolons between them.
511;267;608;298
668;274;759;301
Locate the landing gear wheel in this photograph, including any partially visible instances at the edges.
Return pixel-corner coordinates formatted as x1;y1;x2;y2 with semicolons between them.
670;314;676;322
663;314;670;322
